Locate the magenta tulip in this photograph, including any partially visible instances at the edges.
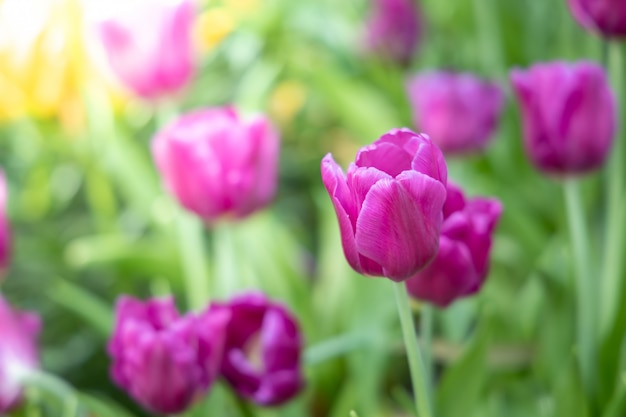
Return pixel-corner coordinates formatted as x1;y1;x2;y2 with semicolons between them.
321;128;448;281
0;171;10;279
211;292;303;406
407;72;504;154
364;0;422;65
568;0;626;38
152;106;280;222
510;61;616;175
108;296;229;414
0;297;40;413
406;182;502;307
98;0;195;100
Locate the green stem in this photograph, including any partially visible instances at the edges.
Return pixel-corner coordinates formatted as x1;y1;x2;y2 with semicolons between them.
564;179;596;397
393;283;433;417
472;0;504;74
600;42;626;337
21;369;80;417
421;304;434;404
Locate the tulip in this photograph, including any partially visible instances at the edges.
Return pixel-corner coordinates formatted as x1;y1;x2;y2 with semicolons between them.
407;72;504;154
363;0;422;65
510;61;616;175
97;0;195;100
0;171;10;279
108;296;229;414
0;297;40;413
212;292;303;406
152;106;280;222
567;0;626;38
405;183;502;307
321;128;448;281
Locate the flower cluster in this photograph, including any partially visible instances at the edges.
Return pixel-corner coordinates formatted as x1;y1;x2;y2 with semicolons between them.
108;292;303;413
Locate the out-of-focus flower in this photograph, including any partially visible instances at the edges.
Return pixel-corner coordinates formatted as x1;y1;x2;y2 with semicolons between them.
407;72;504;155
510;61;615;175
567;0;626;38
268;80;307;125
321;128;448;282
152;106;280;223
108;296;229;414
193;7;234;52
97;0;196;100
0;171;11;280
0;297;40;413
211;292;303;406
405;183;502;307
0;0;120;126
363;0;422;66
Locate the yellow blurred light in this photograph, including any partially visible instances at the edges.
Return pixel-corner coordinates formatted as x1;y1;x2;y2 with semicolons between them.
194;7;234;52
268;80;307;125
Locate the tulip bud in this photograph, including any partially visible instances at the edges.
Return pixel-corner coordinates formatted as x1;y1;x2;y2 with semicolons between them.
211;292;303;406
97;0;196;100
152;106;280;222
321;128;448;281
363;0;422;66
567;0;626;38
0;297;40;413
407;72;504;155
406;183;502;307
108;296;229;414
510;61;616;176
0;171;10;279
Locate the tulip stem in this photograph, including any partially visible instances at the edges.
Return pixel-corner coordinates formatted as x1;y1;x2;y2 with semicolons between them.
394;282;434;417
564;179;596;397
421;303;434;403
21;369;80;416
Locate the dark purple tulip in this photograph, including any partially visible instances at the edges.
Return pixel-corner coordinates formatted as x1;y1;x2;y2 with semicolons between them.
0;297;40;413
406;183;502;307
510;61;616;176
407;72;504;154
364;0;422;65
321;128;448;282
212;292;303;406
108;296;229;414
568;0;626;38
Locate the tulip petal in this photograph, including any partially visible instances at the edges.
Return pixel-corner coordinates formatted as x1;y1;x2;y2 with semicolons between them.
355;142;413;177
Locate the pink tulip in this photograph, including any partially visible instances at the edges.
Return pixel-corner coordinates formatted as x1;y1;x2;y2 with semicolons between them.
152;106;280;222
108;296;229;414
321;128;448;282
0;297;40;413
363;0;422;65
406;182;502;307
407;72;504;154
568;0;626;38
510;61;616;175
0;171;10;279
98;0;195;100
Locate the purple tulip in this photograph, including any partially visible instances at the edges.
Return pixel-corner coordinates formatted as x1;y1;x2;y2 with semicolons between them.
568;0;626;38
407;72;504;154
152;106;280;222
363;0;422;65
405;183;502;307
0;297;40;413
211;292;303;406
510;61;616;175
108;296;229;414
0;171;10;279
321;128;448;281
98;0;195;100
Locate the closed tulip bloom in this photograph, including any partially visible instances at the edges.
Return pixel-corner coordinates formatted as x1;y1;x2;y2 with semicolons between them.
97;0;195;100
152;106;279;222
568;0;626;38
510;61;616;175
212;292;303;406
406;183;502;307
321;128;448;281
364;0;422;65
108;296;229;414
0;171;10;279
0;297;40;413
407;72;504;154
